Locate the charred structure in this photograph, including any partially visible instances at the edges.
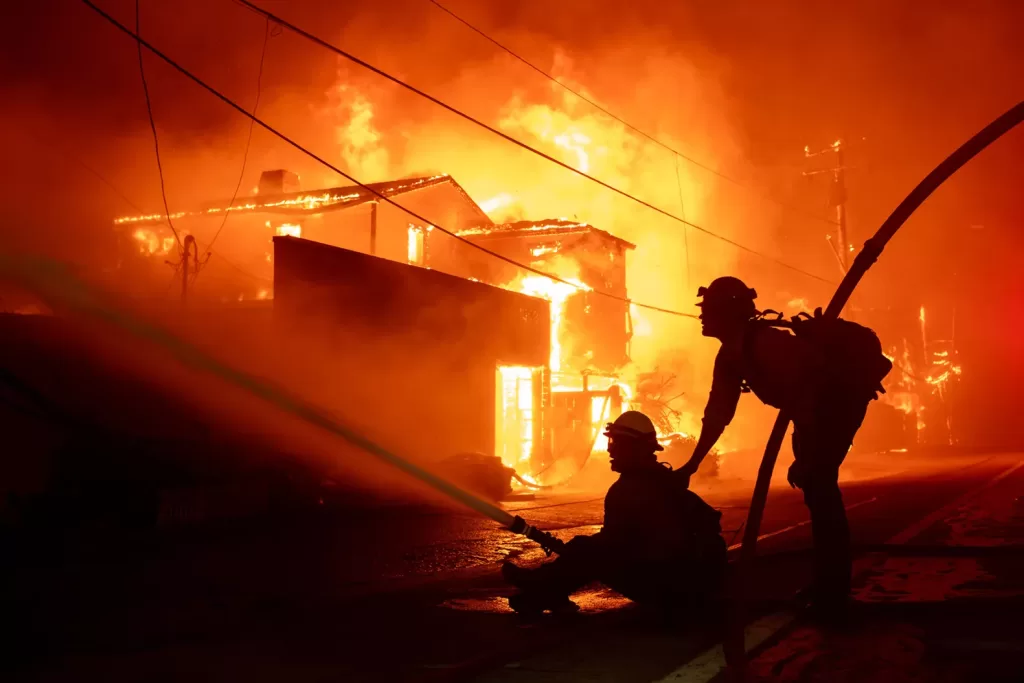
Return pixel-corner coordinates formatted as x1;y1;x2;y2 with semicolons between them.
115;171;642;483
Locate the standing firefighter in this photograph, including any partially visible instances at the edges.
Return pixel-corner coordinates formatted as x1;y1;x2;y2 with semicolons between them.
502;410;726;615
678;276;891;619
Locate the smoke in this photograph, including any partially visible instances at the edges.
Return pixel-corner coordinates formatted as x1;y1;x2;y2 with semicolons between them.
1;0;1022;455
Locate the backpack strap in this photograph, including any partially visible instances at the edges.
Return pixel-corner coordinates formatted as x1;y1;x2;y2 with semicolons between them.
739;313;788;394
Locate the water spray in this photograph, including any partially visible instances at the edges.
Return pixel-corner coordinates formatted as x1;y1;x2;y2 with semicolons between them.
0;254;567;556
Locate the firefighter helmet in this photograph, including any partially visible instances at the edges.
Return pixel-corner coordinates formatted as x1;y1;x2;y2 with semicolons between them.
604;410;664;451
697;276;757;306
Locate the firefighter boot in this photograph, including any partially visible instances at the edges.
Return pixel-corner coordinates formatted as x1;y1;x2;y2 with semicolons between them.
502;562;579;615
507;591;579;616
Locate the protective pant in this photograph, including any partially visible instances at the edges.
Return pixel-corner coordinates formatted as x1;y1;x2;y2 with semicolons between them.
512;534;726;607
791;392;870;608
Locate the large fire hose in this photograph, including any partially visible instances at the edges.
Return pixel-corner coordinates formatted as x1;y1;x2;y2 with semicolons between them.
724;99;1024;674
0;257;570;556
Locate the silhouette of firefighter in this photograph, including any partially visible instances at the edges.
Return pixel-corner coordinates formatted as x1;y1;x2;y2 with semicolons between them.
678;276;891;618
502;410;727;615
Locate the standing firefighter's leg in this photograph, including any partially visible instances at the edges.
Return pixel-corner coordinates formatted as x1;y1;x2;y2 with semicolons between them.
801;468;851;609
792;396;868;618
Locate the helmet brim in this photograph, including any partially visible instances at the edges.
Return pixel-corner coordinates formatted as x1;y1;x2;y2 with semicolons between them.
603;427;665;451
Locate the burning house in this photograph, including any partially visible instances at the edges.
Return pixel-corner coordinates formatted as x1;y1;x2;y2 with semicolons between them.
434;219;636;479
115;170;644;485
116;172;493;298
850;304;962;451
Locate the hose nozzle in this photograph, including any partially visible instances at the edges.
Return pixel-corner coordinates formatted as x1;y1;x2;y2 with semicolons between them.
508;515;566;556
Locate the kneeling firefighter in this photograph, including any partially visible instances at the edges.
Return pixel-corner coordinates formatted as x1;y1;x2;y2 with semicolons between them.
502;410;727;615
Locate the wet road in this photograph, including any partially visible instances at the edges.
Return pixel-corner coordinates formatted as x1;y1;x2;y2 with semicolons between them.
7;450;1023;682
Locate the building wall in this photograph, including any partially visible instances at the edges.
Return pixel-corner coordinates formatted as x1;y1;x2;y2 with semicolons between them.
273;237;549;463
296;181;492;269
428;229;632;373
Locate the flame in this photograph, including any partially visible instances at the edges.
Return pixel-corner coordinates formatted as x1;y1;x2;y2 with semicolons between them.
552;131;592;172
407;224;425;264
630;303;653;338
114;175;452;228
530;244;560;258
115;54;776;467
479;193;515;215
275;223;302;238
508;260;591;373
787;297;811;311
499;97;604;175
116;212;187;226
131;228;176;255
497;365;536;473
329;83;389;180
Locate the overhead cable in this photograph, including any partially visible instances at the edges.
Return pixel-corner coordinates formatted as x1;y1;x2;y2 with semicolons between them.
202;16;272;261
234;0;835;285
79;0;698;319
427;0;841;229
135;0;182;253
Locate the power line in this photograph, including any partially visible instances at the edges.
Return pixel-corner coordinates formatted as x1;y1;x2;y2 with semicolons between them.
234;0;835;286
674;154;691;295
22;116;271;293
78;0;698;319
135;0;182;254
427;0;841;230
202;16;271;262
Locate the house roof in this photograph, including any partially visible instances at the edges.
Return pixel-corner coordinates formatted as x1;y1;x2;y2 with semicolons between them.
113;174;493;228
457;219;636;251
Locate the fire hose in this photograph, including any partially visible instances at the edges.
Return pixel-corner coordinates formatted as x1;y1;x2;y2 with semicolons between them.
724;99;1024;674
0;254;570;558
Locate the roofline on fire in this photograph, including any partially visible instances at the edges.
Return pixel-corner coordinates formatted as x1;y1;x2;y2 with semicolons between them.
456;219;636;251
112;174;495;228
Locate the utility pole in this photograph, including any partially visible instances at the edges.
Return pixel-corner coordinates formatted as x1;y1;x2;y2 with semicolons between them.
832;142;849;271
180;235;197;304
804;139;851;274
369;201;378;255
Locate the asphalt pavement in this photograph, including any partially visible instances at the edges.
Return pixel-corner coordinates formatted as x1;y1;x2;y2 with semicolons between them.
5;450;1023;682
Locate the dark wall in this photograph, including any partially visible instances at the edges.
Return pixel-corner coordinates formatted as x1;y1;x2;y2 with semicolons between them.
272;237;549;461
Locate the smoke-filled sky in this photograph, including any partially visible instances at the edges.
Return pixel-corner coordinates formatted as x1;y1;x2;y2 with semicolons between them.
2;0;1022;444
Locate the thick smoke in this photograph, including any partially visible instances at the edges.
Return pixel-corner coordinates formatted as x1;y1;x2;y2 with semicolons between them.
1;0;1022;453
